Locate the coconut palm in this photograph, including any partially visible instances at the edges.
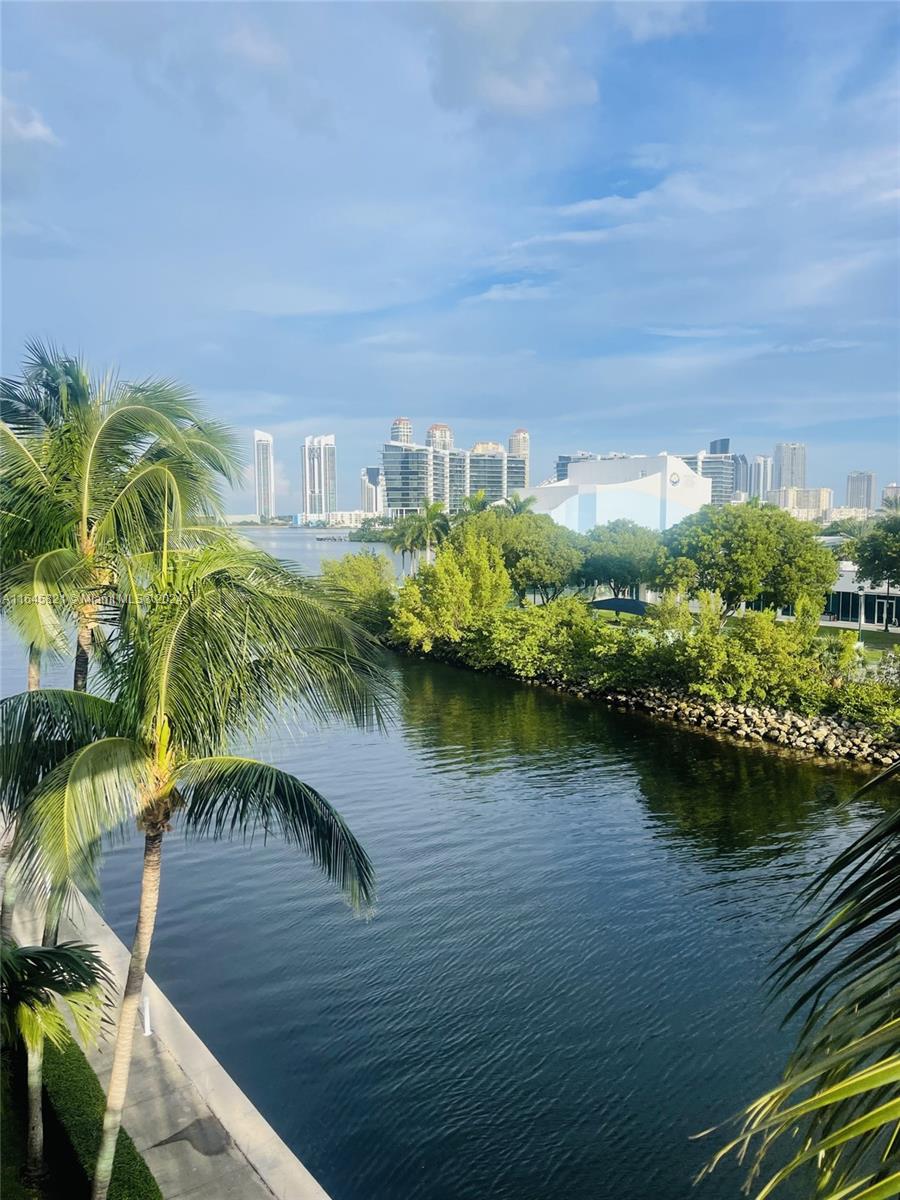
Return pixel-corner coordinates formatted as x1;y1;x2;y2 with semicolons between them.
387;515;419;573
1;937;111;1183
704;760;900;1198
408;501;450;565
504;493;536;516
1;339;240;693
453;489;490;522
7;539;394;1200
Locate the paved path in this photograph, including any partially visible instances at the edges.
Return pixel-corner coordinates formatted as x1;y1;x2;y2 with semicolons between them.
15;897;331;1200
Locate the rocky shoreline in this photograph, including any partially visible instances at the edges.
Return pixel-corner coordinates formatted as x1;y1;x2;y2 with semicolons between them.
540;679;899;767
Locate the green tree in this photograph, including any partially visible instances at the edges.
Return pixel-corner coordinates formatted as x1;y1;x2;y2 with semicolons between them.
321;551;396;635
1;341;239;692
854;513;900;630
705;762;900;1199
663;504;780;618
6;541;393;1200
1;938;110;1184
757;507;838;610
391;529;512;653
451;509;583;603
576;519;664;612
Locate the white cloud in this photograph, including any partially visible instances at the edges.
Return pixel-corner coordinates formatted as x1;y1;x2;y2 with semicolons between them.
358;331;418;348
558;172;743;219
220;24;288;69
418;5;599;118
646;326;760;339
2;97;59;145
467;280;553;303
613;2;705;43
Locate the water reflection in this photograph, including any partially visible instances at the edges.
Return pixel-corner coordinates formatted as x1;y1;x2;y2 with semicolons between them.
398;657;873;867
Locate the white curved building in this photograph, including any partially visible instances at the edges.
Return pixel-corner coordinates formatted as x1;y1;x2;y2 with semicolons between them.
523;454;711;533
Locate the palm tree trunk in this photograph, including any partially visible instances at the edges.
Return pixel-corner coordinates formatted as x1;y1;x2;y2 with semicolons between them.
74;619;92;692
0;860;20;941
25;1040;45;1183
1;648;41;938
92;830;164;1200
28;643;41;691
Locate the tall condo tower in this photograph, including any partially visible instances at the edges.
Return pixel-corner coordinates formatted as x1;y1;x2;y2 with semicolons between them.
390;417;413;445
301;434;337;518
773;442;807;490
426;423;453;451
508;429;530;487
846;471;876;509
749;455;773;500
253;430;274;522
360;466;384;515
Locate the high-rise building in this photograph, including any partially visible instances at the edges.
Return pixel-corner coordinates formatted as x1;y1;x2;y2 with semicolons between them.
749;455;773;500
507;455;527;492
253;430;274;522
884;483;900;508
301;434;337;519
846;471;876;510
430;447;470;513
360;466;384;515
508;429;530;486
709;437;731;455
556;451;597;482
732;453;750;496
382;440;433;515
426;423;453;451
766;487;832;521
390;417;413;445
679;451;736;506
469;442;507;503
773;442;807;490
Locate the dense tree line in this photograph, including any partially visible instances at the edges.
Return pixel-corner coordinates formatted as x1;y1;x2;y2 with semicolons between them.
325;502;899;736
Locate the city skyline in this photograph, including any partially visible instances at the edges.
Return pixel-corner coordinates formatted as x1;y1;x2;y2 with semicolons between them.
249;421;884;517
4;2;896;515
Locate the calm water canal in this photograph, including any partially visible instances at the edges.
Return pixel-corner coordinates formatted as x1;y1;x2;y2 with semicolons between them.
3;530;882;1200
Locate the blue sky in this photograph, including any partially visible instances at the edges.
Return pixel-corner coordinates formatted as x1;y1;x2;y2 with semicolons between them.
3;1;898;510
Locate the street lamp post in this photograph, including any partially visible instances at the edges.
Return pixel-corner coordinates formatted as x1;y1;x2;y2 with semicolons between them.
857;585;865;641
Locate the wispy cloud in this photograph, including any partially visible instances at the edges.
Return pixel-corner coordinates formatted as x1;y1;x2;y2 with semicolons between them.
220;24;288;69
2;97;59;145
466;280;553;303
613;2;706;43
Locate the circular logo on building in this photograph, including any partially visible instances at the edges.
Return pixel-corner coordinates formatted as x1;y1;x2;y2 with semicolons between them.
669;472;680;485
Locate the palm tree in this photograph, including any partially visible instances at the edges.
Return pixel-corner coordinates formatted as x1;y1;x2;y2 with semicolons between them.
1;340;240;693
1;938;111;1183
408;501;450;565
704;760;900;1198
387;515;419;573
453;489;490;522
504;493;536;516
7;540;394;1200
882;496;900;513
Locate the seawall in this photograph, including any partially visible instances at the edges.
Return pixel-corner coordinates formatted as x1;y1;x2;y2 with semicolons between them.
16;897;332;1200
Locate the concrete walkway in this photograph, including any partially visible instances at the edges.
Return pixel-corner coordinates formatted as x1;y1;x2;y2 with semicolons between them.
15;897;331;1200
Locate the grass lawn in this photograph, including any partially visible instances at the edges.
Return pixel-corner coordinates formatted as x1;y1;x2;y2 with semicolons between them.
816;624;899;664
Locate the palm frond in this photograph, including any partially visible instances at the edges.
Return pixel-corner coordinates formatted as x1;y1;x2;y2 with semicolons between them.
0;688;116;820
1;939;111;1050
14;737;153;894
177;756;375;909
704;761;900;1198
